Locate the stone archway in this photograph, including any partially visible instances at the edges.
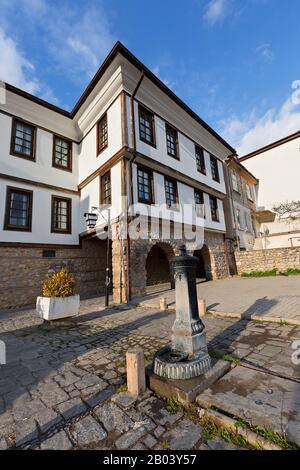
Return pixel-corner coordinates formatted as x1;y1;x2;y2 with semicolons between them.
193;245;212;281
146;242;175;288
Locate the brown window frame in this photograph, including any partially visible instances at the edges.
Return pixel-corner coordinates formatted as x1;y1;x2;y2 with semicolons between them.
4;186;33;232
195;145;206;175
137;165;154;204
100;170;112;206
10;118;36;161
165;124;179;160
194;189;205;218
138;105;156;147
51;196;72;234
209;195;219;222
210;155;220;183
97;113;108;155
164;177;179;208
52;135;73;172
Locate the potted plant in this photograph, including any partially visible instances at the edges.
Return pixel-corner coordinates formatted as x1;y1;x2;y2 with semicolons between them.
36;268;79;320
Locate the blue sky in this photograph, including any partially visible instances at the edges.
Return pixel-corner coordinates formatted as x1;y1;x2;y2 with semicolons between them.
1;0;300;155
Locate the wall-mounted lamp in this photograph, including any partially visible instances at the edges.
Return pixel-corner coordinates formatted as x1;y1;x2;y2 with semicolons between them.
84;212;98;229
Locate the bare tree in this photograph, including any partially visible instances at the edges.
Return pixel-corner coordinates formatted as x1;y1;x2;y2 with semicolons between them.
272;201;300;221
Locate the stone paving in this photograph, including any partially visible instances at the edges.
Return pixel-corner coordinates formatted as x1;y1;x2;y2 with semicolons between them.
0;297;299;450
135;276;300;325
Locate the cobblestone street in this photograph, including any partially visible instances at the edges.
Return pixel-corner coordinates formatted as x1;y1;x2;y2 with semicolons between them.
0;298;299;450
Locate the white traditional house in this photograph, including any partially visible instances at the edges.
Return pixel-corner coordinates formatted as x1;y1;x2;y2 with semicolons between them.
240;131;300;249
0;42;237;309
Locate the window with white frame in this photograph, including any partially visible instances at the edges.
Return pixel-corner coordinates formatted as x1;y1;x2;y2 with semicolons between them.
194;189;205;218
246;183;253;201
231;171;239;192
236;208;242;229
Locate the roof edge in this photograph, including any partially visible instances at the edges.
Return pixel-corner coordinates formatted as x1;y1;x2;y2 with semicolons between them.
226;155;258;183
4;83;71;117
240;130;300;161
3;41;236;153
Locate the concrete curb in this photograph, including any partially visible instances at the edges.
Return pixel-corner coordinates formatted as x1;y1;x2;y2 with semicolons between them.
207;309;300;326
131;301;300;327
199;408;282;451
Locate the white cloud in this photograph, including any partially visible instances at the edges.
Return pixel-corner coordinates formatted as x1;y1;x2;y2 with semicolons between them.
0;27;40;94
220;82;300;156
203;0;229;25
0;0;116;92
152;66;174;89
46;5;116;81
255;43;274;63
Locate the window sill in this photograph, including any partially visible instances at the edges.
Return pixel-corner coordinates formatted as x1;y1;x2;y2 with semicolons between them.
3;225;32;232
167;153;180;161
51;229;72;235
166;205;181;212
97;144;108;157
10;151;35;161
52;163;72;173
138;198;155;205
140;137;156;148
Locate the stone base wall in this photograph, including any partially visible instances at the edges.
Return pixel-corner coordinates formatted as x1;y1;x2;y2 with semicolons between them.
0;238;109;310
235;247;300;274
0;229;229;309
127;231;229;299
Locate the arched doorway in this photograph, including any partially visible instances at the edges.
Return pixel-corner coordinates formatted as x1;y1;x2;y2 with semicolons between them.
146;243;175;289
193;245;212;281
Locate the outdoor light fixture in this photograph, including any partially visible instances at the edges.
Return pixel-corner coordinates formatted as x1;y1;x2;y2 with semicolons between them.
84;212;98;229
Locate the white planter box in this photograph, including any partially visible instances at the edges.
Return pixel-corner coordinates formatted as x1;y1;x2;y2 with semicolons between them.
36;295;80;320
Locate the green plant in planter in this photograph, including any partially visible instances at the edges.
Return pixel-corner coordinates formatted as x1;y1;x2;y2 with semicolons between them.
42;269;75;297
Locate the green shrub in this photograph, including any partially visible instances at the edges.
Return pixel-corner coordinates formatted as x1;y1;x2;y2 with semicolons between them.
241;268;278;278
42;269;75;297
285;268;300;276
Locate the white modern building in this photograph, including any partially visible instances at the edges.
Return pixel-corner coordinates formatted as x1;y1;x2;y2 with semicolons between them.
240;131;300;249
0;42;238;309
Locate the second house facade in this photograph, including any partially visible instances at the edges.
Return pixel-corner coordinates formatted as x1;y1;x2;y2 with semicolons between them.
0;42;238;309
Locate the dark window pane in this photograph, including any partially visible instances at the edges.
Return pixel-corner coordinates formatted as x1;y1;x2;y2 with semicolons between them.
98;114;108;152
194;190;205;217
195;145;206;174
210;156;220;182
5;189;32;230
166;125;178;158
101;172;111;205
137;167;153;202
165;178;177;207
53;198;71;232
9;191;30;226
139;107;154;144
13;121;34;157
209;195;219;222
54;138;71;168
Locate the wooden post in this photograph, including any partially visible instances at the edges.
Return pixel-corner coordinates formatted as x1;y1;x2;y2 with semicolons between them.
159;297;167;310
126;347;146;396
198;298;206;317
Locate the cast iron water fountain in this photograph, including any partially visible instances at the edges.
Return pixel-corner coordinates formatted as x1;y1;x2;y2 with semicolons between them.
154;245;211;379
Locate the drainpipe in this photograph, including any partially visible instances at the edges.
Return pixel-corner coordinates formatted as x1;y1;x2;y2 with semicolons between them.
225;158;240;251
125;71;145;302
